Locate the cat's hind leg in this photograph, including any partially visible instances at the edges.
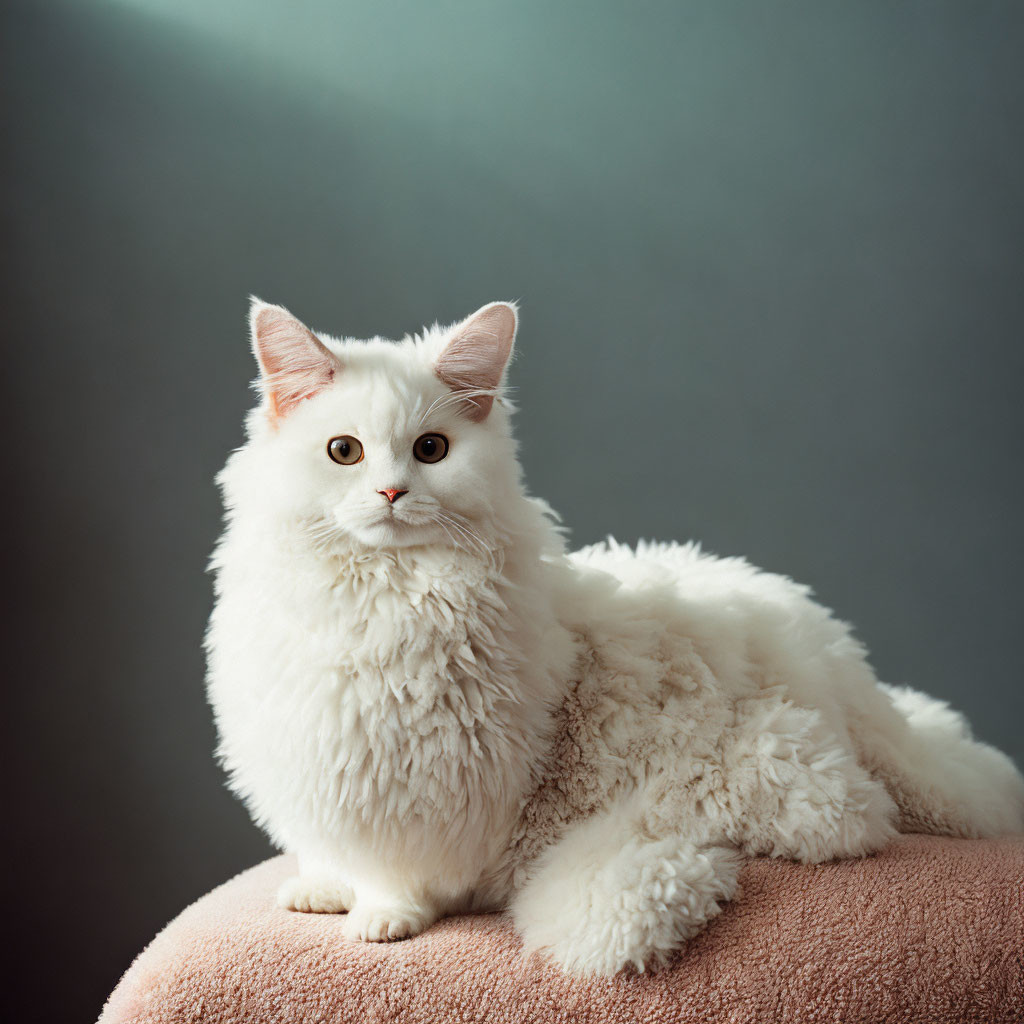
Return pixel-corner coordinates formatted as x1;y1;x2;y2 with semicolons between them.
511;800;741;976
728;691;898;863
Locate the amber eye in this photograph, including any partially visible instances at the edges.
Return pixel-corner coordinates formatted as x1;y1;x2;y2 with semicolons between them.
327;435;364;465
413;433;449;464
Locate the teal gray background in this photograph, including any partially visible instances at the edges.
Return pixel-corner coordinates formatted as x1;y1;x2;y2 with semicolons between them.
6;1;1023;1019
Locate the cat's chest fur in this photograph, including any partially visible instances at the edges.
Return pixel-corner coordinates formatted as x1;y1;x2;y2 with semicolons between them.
211;537;554;884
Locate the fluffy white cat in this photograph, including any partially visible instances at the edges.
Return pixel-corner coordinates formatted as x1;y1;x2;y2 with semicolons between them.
206;298;1024;975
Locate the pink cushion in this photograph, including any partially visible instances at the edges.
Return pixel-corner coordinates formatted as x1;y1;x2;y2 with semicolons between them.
100;835;1023;1024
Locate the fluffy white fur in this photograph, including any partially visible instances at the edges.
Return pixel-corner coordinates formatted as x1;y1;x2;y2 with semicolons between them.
206;298;1024;976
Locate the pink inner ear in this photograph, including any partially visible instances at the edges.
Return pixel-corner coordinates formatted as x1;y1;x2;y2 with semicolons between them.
251;303;339;422
435;303;516;422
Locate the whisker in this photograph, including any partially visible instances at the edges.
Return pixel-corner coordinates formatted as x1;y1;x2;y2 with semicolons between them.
430;511;471;557
299;513;346;556
417;384;517;427
435;508;482;546
417;389;460;427
435;508;499;569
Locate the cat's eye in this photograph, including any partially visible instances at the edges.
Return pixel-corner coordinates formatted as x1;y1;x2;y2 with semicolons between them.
327;435;364;465
413;433;449;464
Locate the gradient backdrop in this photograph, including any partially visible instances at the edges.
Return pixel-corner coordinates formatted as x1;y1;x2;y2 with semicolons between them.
5;1;1023;1019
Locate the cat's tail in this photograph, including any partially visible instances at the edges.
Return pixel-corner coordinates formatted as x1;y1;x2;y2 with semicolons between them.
852;683;1024;838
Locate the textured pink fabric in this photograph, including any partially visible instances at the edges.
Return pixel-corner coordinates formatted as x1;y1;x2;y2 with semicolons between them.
99;835;1024;1024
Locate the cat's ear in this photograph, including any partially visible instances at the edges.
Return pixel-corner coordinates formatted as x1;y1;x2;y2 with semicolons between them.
434;301;517;422
249;298;340;423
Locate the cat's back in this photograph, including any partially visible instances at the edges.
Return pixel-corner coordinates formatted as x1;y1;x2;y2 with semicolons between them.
564;538;871;705
567;537;820;638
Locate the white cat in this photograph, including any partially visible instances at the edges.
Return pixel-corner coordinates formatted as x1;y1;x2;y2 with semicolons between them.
206;298;1024;975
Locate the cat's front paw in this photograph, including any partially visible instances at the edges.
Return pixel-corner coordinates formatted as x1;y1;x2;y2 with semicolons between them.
341;900;436;942
277;875;353;914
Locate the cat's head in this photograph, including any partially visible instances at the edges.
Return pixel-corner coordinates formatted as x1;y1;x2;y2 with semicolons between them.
223;298;524;553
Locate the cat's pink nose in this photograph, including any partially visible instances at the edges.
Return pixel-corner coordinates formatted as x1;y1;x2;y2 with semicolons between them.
378;488;408;504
